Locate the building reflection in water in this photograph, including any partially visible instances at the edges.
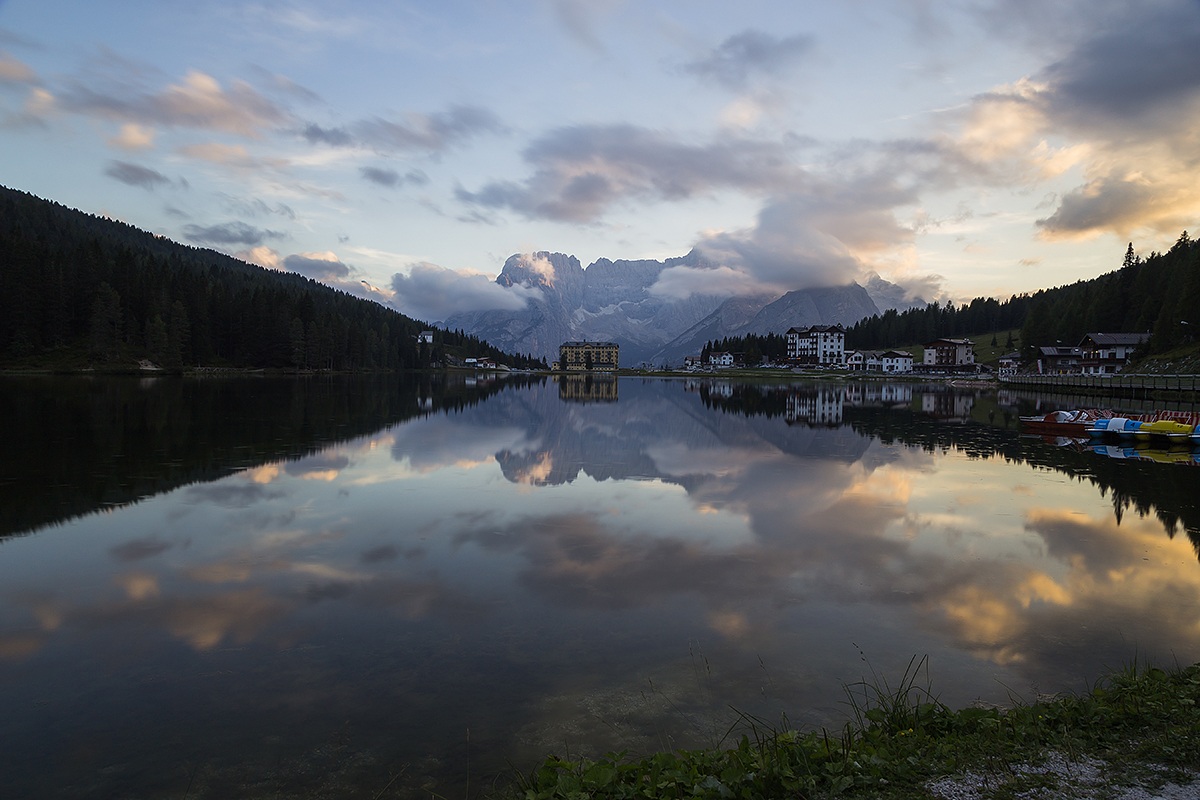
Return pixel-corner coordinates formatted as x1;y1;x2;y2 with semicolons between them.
921;390;976;421
556;373;619;402
786;387;844;426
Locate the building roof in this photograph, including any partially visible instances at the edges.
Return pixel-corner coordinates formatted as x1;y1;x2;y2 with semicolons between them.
1038;346;1082;356
1080;332;1151;346
924;338;973;347
787;324;845;334
560;340;618;347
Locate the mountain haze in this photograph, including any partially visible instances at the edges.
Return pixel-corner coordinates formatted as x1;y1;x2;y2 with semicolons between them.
446;251;918;365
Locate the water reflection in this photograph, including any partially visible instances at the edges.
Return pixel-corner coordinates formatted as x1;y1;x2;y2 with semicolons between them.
0;373;539;540
1;376;1198;799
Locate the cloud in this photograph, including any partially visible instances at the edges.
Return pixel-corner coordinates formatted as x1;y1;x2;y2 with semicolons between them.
219;195;296;220
354;105;505;152
910;2;1200;242
246;66;322;104
302;105;504;154
360;165;429;188
185;482;287;509
1036;177;1167;238
238;245;282;269
58;69;289;137
105;159;174;190
390;414;537;473
178;142;288;170
110;536;173;562
650;264;774;300
457;124;807;222
1;85;54;129
658;171;921;297
108;122;155;150
683;30;815;90
361;545;398;564
283;251;352;282
0;52;37;84
270;250;390;302
1037;5;1200;129
512;253;558;285
550;0;623;52
389;262;540;321
183;221;286;246
301;122;353;146
285;453;351;482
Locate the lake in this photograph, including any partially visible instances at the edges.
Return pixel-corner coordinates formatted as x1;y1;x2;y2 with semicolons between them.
2;373;1199;799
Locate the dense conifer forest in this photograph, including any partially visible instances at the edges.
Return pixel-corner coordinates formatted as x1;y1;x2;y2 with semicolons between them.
0;186;546;370
700;332;789;365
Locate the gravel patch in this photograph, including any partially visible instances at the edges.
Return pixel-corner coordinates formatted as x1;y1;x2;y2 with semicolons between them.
926;752;1200;800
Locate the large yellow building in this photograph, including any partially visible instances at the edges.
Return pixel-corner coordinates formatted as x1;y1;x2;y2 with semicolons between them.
557;341;619;371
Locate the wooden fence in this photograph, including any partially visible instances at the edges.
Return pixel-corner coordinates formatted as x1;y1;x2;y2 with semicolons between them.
1000;373;1200;401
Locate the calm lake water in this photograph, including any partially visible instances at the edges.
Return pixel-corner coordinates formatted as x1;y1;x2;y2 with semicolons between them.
2;374;1199;798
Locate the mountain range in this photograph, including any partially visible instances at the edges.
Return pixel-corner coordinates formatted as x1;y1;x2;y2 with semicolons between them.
444;251;925;366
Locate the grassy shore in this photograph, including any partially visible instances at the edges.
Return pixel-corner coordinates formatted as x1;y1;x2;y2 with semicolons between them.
510;659;1200;800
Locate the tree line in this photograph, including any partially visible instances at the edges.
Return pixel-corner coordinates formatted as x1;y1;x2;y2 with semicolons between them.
700;333;789;365
1017;234;1200;358
0;186;547;370
846;233;1199;359
846;296;1028;351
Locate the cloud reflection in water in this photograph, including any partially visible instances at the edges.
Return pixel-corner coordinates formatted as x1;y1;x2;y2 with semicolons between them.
2;378;1199;796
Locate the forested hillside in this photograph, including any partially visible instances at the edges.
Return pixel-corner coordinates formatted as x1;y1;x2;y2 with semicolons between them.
700;333;789;365
1020;235;1200;357
0;186;546;370
847;234;1200;357
847;295;1029;351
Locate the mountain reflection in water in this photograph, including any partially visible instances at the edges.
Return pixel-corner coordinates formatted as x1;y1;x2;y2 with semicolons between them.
0;375;1198;799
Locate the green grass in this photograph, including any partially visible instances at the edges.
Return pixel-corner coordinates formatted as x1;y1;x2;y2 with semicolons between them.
508;659;1200;800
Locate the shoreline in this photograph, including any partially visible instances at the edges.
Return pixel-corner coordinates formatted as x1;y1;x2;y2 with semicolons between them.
510;661;1200;800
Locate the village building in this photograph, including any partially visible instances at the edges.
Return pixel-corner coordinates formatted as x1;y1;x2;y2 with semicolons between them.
557;341;619;371
786;325;846;366
846;349;914;373
922;338;976;370
708;351;735;368
997;351;1022;377
1078;332;1150;375
880;350;914;373
1036;346;1083;374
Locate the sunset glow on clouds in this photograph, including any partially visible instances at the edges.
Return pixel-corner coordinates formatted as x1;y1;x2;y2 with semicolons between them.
1;1;1198;321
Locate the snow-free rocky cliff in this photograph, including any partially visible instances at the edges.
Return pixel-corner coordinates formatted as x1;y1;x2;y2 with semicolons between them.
443;251;923;366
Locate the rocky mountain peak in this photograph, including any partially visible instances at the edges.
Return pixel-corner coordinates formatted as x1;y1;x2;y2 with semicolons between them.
497;252;583;290
447;250;926;366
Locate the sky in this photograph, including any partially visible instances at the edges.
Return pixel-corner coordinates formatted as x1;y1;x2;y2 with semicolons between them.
1;0;1199;323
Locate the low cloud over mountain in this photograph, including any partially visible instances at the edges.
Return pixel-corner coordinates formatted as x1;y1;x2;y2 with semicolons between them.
442;250;925;366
